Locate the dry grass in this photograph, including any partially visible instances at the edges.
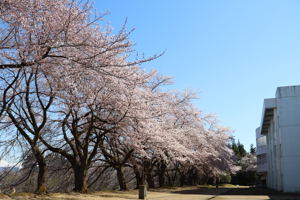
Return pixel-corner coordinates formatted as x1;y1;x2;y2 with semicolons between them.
0;185;231;200
3;185;298;200
3;190;139;200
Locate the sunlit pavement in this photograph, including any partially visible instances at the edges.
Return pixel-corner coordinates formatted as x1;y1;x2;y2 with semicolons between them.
148;193;299;200
146;187;300;200
148;193;269;200
5;187;300;200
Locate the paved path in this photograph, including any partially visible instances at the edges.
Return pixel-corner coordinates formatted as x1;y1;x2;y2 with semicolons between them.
4;187;300;200
148;188;229;200
146;187;300;200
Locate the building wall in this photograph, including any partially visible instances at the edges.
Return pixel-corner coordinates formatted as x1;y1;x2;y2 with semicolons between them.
261;86;300;193
276;86;300;192
266;108;282;191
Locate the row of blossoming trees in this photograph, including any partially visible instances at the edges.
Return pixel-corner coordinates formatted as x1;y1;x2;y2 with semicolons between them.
0;0;237;194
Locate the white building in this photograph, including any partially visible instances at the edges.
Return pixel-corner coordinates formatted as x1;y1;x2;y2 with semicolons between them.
256;127;267;185
258;85;300;193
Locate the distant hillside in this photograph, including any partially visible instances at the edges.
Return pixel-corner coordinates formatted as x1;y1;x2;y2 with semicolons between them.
0;160;20;172
0;166;19;172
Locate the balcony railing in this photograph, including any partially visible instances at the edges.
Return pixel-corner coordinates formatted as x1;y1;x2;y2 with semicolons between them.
257;145;267;155
257;162;268;172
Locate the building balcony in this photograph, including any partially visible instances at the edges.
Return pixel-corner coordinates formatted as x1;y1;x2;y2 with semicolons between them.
257;162;268;173
257;145;267;155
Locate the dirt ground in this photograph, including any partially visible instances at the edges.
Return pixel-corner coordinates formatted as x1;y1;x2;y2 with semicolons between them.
1;186;300;200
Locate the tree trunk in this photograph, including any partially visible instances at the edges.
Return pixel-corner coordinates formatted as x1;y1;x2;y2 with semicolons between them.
158;173;165;188
180;173;185;186
34;149;48;194
146;173;155;188
116;167;127;190
73;166;88;193
166;171;173;187
36;160;47;194
132;164;142;189
144;159;154;188
158;162;166;187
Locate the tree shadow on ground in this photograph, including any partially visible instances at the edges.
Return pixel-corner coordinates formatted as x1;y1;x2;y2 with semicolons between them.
171;187;229;195
172;187;300;199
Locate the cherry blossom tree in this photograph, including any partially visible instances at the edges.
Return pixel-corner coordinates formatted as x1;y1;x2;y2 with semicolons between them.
0;68;54;194
0;0;238;193
0;0;159;192
0;0;160;74
35;63;164;192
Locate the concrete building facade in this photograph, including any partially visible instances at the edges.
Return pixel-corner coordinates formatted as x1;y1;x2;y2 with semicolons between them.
256;127;267;185
258;85;300;193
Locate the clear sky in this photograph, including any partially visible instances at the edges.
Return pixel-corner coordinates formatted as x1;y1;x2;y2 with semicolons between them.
94;0;300;151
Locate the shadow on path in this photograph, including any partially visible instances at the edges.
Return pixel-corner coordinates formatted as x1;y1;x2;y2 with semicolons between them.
171;187;300;200
172;187;230;195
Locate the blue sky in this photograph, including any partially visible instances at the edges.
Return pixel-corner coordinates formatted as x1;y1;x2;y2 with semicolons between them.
95;0;300;151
